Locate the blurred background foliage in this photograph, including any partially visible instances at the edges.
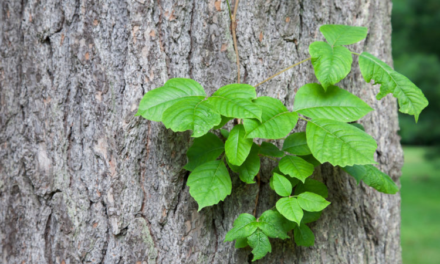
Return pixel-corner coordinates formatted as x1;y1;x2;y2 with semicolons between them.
392;1;440;263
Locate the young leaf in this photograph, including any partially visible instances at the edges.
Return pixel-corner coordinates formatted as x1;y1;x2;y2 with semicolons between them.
342;164;399;194
213;116;233;129
213;84;257;99
187;160;232;211
208;97;262;121
278;156;315;183
306;119;377;166
295;179;329;198
294;224;315;247
301;211;322;224
270;168;301;190
293;83;373;122
297;192;330;212
276;197;304;225
136;78;207;121
225;125;253;166
224;213;258;241
247;230;271;261
162;97;221;137
259;142;284;158
309;41;353;90
184;133;225;171
319;25;368;46
243;97;298;139
229;144;260;184
282;132;312;156
358;52;428;122
235;237;248;248
273;173;293;197
258;210;291;239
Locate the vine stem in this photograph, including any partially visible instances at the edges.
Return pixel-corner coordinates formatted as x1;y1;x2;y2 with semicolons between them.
253;171;261;217
254;57;311;87
231;0;240;83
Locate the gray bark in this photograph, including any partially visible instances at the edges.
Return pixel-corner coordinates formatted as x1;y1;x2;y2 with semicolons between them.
0;0;403;263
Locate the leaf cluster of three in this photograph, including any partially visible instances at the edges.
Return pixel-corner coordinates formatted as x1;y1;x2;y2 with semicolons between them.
136;25;427;261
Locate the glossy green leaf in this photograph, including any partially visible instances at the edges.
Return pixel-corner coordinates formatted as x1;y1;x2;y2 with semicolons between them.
301;211;322;224
162;97;221;137
294;224;315;247
320;24;368;46
213;84;257;99
359;52;428;122
224;213;258;241
225;125;253;166
184;133;225;171
282;132;311;156
343;164;399;194
306;119;377;166
309;41;353;90
273;173;293;197
349;123;365;131
276;197;303;225
136;78;206;121
297;192;330;212
213;116;233;129
259;142;284;157
235;238;248;248
187;160;232;211
208;97;262;121
229;144;260;184
247;230;271;261
278;156;315;183
293;83;373;122
295;179;329;198
270;168;300;190
258;210;291;239
300;155;321;168
243;97;298;139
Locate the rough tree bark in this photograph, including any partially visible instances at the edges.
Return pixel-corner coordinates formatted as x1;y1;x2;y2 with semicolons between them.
0;0;403;263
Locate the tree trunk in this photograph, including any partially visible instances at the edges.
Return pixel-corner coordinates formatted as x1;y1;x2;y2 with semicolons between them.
0;0;403;263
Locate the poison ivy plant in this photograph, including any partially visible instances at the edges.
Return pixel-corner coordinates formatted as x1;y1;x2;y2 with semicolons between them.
136;24;427;261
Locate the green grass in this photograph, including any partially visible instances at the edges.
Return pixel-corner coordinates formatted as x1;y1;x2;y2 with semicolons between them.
401;146;440;264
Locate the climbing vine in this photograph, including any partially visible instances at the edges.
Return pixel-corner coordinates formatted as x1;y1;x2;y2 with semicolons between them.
136;24;428;261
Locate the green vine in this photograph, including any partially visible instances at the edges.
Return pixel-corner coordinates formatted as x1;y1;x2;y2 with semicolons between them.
135;24;428;261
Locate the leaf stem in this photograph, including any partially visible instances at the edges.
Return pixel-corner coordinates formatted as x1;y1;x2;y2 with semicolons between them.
298;116;310;122
225;0;232;20
351;51;361;56
254;58;311;87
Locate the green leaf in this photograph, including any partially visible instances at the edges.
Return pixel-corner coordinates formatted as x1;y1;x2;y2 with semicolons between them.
229;144;260;184
208;97;262;121
342;164;399;194
271;167;300;190
276;197;303;225
306;119;377;166
220;129;230;139
225;125;254;166
259;142;284;158
213;84;257;99
297;192;330;212
293;83;373;122
258;210;291;239
136;78;207;121
295;179;329;198
187;160;232;211
235;238;248;248
184;133;225;171
349;123;365;131
225;213;258;241
213;116;233;130
243;97;298;139
247;230;271;261
359;52;428;122
320;24;368;46
302;211;322;224
278;156;315;183
300;155;321;168
162;97;221;137
294;224;315;247
273;173;293;197
309;41;353;90
282;132;311;156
